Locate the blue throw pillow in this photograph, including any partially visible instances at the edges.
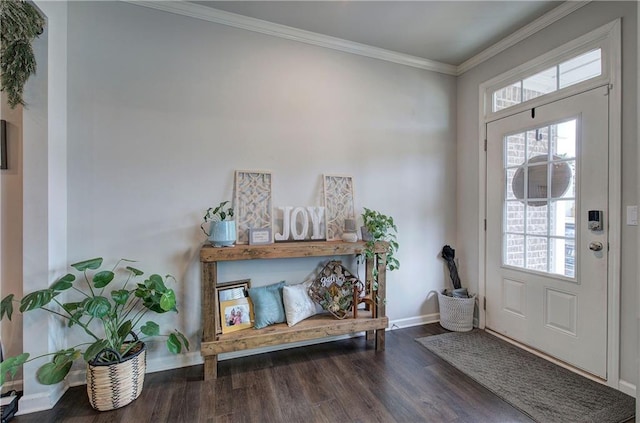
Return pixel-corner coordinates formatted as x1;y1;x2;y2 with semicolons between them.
248;281;286;329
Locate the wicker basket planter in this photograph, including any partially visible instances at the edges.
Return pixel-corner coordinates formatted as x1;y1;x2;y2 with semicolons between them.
86;342;146;411
437;292;476;332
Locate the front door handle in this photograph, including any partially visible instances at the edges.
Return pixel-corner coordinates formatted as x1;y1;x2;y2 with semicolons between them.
589;242;603;252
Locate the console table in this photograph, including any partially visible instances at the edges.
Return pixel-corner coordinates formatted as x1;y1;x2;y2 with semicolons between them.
199;240;389;380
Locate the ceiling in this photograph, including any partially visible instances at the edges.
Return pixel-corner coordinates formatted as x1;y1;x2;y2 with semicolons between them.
193;1;562;66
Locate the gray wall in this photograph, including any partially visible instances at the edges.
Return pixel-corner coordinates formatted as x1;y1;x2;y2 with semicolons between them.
63;1;457;363
456;1;638;385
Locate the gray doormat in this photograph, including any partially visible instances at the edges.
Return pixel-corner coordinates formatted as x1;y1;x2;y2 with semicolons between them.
416;330;635;423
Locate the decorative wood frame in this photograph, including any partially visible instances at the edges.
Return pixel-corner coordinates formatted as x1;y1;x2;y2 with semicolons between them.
234;170;272;244
1;120;7;170
323;174;355;241
219;298;253;334
215;279;251;334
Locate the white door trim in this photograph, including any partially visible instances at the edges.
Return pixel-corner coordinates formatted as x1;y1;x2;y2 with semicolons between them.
477;19;621;388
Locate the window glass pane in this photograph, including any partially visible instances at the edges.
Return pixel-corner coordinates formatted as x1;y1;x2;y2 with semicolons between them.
527;202;548;235
504;234;524;267
523;67;557;101
559;49;601;89
550;237;575;277
506;168;517;200
550;200;575;238
527;128;549;160
493;82;521;112
526;163;548;202
505;132;525;167
553;120;576;159
505;200;524;234
526;236;548;272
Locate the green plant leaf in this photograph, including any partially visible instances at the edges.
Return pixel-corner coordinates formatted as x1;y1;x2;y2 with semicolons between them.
167;333;183;354
0;353;29;386
84;340;110;362
126;266;144;276
36;350;76;385
62;301;81;314
174;330;190;351
51;273;75;291
117;320;133;338
160;289;176;312
20;289;58;312
111;289;130;305
93;270;114;288
71;257;103;271
84;296;111;318
1;294;14;320
141;321;160;336
148;274;167;291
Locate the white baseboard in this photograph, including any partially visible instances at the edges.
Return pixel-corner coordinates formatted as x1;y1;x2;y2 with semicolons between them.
15;383;66;416
618;379;636;397
388;313;440;329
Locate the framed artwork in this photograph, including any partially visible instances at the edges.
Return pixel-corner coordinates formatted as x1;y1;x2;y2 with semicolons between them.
215;279;251;334
220;298;253;334
249;228;272;245
1;120;7;170
323;175;355;241
234;170;272;244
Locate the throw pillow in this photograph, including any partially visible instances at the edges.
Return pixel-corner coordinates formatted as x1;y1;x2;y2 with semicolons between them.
248;281;286;329
283;280;318;327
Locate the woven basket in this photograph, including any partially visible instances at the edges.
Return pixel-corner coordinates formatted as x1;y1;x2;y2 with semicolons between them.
437;292;476;332
86;341;146;411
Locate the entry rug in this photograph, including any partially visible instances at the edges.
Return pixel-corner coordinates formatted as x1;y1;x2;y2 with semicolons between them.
416;330;634;423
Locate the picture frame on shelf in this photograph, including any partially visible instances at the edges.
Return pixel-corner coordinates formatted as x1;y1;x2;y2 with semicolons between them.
220;298;253;334
249;228;272;245
234;170;273;244
215;279;251;334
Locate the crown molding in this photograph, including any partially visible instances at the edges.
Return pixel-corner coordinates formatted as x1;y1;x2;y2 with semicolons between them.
124;1;587;77
123;0;458;75
456;1;590;75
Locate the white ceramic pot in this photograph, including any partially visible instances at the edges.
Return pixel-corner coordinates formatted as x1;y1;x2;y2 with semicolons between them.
209;221;236;247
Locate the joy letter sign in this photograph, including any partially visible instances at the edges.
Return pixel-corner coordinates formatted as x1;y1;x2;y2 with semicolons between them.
274;206;326;241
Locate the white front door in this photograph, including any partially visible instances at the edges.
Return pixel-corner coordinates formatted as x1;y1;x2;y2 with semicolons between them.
485;86;609;379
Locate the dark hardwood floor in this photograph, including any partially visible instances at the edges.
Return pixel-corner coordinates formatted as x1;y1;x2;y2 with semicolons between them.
13;324;539;422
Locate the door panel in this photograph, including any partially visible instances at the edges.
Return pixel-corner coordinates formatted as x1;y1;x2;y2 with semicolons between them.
486;86;609;378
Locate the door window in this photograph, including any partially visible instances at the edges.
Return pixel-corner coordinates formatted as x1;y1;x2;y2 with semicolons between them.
502;119;577;278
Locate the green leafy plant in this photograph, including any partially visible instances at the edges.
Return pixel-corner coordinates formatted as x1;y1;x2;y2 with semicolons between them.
361;207;400;276
201;200;234;236
0;0;46;108
0;257;189;386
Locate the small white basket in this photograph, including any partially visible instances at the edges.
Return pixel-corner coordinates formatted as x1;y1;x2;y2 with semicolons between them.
437;292;476;332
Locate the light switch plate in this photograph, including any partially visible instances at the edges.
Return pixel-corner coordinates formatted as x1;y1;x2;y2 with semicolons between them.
626;205;638;226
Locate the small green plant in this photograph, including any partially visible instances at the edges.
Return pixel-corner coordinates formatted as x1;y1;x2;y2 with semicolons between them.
361;207;400;274
201;201;234;237
0;0;46;108
0;257;189;386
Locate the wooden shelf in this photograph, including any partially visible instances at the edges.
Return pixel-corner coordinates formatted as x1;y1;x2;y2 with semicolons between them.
200;240;388;380
200;240;387;262
202;311;388;355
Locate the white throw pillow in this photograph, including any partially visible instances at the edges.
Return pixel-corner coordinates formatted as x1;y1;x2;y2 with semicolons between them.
283;280;319;327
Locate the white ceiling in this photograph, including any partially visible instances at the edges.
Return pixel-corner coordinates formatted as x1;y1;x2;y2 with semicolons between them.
193;1;561;66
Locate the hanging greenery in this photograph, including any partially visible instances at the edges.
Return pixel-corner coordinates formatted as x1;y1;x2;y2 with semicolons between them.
0;0;45;108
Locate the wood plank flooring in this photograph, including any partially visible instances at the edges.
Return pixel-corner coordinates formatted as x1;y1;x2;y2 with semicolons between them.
10;323;588;422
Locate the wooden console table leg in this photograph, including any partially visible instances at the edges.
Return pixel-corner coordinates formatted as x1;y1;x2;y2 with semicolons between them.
204;355;218;380
366;330;374;341
375;251;387;352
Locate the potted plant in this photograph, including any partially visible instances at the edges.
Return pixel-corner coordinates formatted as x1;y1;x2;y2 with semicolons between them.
0;0;46;108
0;257;189;411
361;207;400;276
201;201;236;247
